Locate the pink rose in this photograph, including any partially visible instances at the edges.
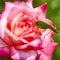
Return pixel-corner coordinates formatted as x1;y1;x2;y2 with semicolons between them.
0;0;57;60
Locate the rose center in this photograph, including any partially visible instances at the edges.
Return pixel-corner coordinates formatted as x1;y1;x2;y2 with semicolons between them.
13;18;32;36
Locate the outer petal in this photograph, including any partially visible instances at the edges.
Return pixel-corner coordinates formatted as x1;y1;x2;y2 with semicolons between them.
27;0;33;3
34;2;48;18
0;14;1;19
0;2;15;39
0;2;16;45
26;0;33;8
11;47;37;60
39;41;57;60
40;2;48;17
41;29;56;47
0;39;10;57
38;29;57;60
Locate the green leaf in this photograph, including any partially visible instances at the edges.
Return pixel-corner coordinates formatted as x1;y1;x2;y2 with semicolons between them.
35;21;57;33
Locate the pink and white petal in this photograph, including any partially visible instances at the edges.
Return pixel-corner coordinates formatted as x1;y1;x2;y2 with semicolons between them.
11;47;37;60
14;38;42;50
7;3;23;21
26;0;33;8
39;41;57;60
0;2;15;39
39;29;57;60
29;39;42;48
0;39;10;58
27;0;33;3
34;2;48;18
39;2;48;17
26;55;36;60
34;7;44;19
0;29;13;46
42;41;57;56
41;29;55;48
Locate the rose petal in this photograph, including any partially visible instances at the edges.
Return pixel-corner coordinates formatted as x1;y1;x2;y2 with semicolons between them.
26;0;33;8
5;29;29;44
0;47;10;58
11;47;37;60
40;2;48;17
39;41;57;60
38;29;57;60
0;39;10;57
29;39;42;48
27;0;33;4
34;2;48;18
41;29;55;47
0;2;15;39
0;14;1;19
0;39;7;47
15;39;42;50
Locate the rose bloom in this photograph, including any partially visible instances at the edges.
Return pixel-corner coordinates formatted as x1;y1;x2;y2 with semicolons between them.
0;0;57;60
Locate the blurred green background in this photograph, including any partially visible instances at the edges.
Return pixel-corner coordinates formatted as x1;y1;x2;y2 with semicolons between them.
0;0;60;60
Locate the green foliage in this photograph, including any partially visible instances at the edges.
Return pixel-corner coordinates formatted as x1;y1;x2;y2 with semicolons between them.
35;21;57;33
0;58;12;60
0;0;60;60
